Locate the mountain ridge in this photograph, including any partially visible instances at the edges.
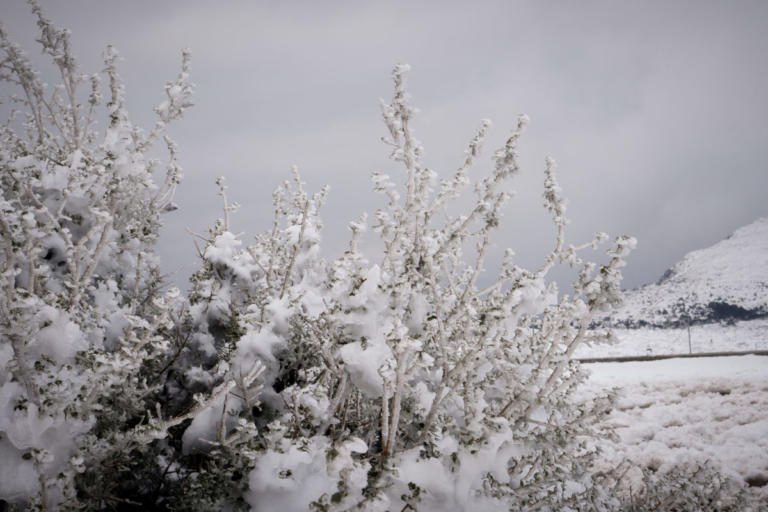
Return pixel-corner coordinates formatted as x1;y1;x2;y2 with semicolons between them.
605;217;768;328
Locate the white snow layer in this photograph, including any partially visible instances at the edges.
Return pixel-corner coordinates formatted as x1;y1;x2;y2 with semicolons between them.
576;318;768;358
583;355;768;501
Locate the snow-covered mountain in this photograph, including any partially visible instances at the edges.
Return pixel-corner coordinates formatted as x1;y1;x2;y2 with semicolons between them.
605;217;768;328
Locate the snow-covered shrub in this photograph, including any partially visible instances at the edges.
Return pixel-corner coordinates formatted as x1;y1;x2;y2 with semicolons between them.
7;5;751;512
0;5;206;509
620;461;753;511
181;64;638;511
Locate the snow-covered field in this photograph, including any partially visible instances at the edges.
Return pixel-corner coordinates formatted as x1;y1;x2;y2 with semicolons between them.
576;319;768;359
583;355;768;502
570;216;768;502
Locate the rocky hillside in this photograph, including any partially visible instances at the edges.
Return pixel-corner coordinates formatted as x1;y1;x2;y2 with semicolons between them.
605;217;768;328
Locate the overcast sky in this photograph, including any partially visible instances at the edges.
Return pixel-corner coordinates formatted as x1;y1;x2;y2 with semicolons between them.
3;1;767;292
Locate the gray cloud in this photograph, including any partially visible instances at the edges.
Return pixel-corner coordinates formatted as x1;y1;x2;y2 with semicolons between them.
3;0;767;291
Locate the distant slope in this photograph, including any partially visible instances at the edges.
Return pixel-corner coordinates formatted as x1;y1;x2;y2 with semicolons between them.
606;217;768;328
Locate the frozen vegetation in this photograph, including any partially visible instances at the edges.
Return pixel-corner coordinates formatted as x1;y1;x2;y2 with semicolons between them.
0;4;764;511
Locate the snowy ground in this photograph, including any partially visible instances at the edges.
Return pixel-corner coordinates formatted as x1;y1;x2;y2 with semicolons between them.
582;355;768;502
575;319;768;359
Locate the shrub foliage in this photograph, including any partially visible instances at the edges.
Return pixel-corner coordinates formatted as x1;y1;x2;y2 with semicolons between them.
0;5;752;511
